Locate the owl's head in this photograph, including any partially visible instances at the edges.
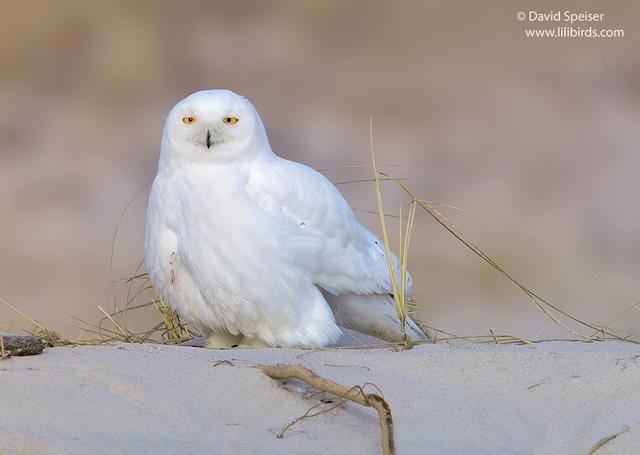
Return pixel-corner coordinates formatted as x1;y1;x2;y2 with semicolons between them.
160;90;272;168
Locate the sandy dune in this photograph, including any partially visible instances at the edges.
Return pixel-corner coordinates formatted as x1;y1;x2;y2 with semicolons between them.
1;341;639;454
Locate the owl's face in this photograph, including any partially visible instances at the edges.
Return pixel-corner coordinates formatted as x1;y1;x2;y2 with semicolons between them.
161;90;271;165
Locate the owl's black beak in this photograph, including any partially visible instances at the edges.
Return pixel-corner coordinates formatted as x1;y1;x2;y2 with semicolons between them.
206;129;212;149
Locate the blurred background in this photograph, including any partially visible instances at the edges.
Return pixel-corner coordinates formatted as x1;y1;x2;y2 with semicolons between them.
1;0;639;340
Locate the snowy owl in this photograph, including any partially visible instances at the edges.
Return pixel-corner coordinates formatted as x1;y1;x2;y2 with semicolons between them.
145;90;426;348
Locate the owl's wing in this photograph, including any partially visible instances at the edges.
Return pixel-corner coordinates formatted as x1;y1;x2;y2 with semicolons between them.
248;157;411;296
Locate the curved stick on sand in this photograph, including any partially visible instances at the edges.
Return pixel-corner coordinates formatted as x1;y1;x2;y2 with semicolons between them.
259;364;394;455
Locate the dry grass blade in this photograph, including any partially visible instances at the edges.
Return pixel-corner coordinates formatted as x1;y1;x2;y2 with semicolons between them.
0;297;67;346
376;171;637;344
353;207;401;218
121;272;150;283
110;181;152;283
123;258;148;313
259;364;394;455
1;298;49;334
586;425;630;455
317;163;409;173
70;316;122;339
97;305;132;341
336;177;406;186
0;336;6;360
370;117;408;346
153;297;187;342
400;199;417;319
425;201;640;338
371;126;399;313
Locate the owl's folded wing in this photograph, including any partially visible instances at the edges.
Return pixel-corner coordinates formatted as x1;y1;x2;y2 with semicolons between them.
247;157;411;296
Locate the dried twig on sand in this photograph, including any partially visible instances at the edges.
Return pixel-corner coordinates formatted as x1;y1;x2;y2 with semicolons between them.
259;364;394;455
586;425;630;455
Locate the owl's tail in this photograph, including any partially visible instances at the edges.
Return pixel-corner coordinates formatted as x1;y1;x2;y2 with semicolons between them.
325;293;428;343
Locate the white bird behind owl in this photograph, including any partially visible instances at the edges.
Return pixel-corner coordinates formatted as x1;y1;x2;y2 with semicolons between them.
145;90;426;348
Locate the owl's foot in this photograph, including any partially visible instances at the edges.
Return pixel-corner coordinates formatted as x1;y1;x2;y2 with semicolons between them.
205;331;244;349
235;337;270;348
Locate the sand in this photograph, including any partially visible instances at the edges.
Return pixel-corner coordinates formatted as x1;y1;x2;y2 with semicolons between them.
1;340;639;454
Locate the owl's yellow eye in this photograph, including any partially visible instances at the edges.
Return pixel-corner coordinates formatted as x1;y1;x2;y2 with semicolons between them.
223;117;238;125
182;116;196;124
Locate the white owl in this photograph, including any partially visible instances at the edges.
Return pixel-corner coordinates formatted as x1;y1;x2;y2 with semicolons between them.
145;90;426;348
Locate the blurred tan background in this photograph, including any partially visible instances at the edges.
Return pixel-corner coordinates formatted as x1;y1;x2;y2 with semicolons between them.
1;0;639;339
